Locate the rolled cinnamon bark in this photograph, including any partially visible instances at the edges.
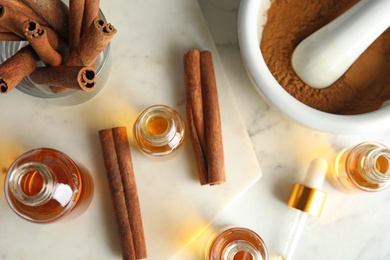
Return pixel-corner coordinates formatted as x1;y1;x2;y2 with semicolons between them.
68;0;85;51
0;24;10;32
0;45;38;94
0;1;49;39
65;17;116;67
99;127;147;260
82;0;100;36
19;0;69;41
184;50;208;185
184;49;226;185
30;66;96;92
98;127;136;260
23;20;62;66
186;109;208;185
200;51;225;185
0;32;23;41
184;50;205;149
51;18;115;93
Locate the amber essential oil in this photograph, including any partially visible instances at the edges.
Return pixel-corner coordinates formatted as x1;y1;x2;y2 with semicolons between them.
133;104;185;156
329;142;390;192
206;227;268;260
4;148;94;223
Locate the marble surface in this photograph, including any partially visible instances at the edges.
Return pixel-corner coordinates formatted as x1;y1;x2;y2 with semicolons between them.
0;0;261;259
194;0;390;260
1;1;390;260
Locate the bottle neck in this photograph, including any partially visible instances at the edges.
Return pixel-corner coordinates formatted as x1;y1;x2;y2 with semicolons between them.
222;240;263;260
361;147;390;184
140;109;176;146
7;162;56;206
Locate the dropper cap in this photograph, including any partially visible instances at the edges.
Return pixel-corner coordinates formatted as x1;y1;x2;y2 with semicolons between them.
287;158;328;217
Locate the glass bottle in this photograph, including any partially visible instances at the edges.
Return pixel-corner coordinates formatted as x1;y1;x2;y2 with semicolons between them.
206;227;268;260
4;148;94;223
329;142;390;192
133;104;185;157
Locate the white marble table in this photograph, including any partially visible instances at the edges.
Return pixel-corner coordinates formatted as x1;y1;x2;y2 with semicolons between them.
196;0;390;260
1;1;390;260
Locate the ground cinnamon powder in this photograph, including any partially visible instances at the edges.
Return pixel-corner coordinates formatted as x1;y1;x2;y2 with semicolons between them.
260;0;390;115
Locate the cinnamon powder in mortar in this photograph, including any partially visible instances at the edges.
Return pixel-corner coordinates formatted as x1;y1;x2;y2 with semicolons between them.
260;0;390;115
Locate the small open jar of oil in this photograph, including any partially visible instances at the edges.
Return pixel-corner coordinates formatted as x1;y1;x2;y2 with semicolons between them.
328;142;390;192
133;104;185;157
206;227;268;260
4;148;94;223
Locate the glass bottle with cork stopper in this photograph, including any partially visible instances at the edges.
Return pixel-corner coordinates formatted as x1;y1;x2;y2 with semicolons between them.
133;104;185;156
329;142;390;192
4;147;94;223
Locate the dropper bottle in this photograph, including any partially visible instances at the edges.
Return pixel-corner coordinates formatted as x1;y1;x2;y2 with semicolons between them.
278;158;328;260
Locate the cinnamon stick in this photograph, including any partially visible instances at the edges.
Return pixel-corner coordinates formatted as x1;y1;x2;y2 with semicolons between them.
30;66;95;92
19;0;69;41
82;0;100;36
184;49;225;185
68;0;85;51
0;1;49;39
0;32;23;41
0;0;116;95
49;17;115;94
23;20;62;66
184;50;205;149
99;127;136;260
200;51;225;185
0;45;38;94
184;50;207;185
65;17;116;67
0;24;11;32
99;127;147;260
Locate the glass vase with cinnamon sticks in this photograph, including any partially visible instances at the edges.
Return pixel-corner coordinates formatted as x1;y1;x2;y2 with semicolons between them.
4;147;94;223
0;1;114;105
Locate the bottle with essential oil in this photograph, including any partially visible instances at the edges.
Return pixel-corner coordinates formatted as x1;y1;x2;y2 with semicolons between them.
133;104;185;156
4;148;94;223
329;142;390;192
206;227;268;260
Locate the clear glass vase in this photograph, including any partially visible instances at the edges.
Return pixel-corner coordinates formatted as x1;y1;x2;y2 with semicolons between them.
0;7;111;106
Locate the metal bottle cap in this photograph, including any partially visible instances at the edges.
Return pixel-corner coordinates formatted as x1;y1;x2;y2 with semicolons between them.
287;158;328;217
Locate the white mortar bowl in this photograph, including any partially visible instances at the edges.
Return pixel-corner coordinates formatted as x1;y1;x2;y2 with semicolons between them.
238;0;390;134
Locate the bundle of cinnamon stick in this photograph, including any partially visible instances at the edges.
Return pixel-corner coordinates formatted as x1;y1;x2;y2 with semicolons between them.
0;0;117;94
184;49;226;186
99;127;147;260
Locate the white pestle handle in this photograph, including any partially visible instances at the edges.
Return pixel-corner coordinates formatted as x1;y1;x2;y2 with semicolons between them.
291;0;390;89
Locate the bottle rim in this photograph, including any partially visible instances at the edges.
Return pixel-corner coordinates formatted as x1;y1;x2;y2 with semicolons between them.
362;147;390;183
3;148;83;223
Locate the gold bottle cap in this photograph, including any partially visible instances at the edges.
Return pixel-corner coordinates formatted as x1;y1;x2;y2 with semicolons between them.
287;158;328;217
288;183;327;217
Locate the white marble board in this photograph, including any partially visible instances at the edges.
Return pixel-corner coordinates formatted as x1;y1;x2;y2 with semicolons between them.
0;0;261;259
